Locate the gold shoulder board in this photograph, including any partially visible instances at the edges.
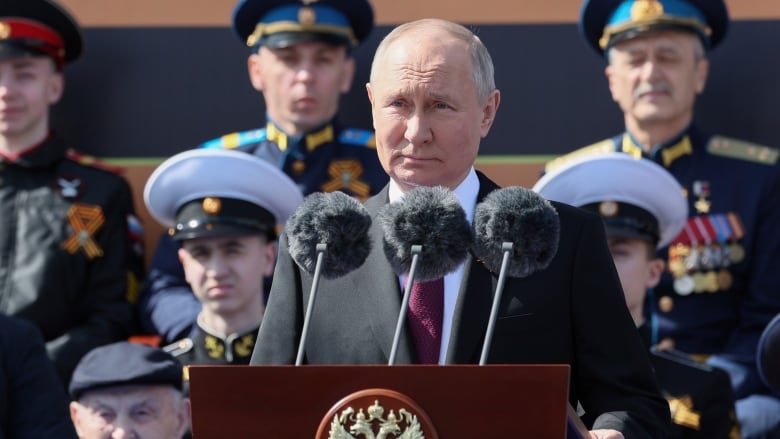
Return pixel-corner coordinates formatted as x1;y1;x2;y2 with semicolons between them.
707;136;779;165
544;139;615;173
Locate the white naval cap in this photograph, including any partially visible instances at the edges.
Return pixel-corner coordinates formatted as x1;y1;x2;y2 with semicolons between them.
144;148;303;240
532;153;688;248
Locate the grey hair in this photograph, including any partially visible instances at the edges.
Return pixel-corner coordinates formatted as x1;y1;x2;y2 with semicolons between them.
369;19;496;102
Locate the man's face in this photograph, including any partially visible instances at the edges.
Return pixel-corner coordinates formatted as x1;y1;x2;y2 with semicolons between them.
366;29;499;192
70;385;190;439
178;234;274;318
607;237;664;326
248;41;355;136
605;31;708;129
0;56;62;144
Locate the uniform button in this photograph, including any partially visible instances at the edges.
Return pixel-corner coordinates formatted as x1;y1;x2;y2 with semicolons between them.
659;296;674;313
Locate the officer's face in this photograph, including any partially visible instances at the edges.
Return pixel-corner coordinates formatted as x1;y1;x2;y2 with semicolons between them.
0;56;62;147
366;25;499;192
605;31;709;131
608;237;664;327
70;385;190;439
248;41;355;135
178;235;274;323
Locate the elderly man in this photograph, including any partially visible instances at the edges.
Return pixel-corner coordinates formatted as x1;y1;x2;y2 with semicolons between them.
69;342;190;439
252;18;670;438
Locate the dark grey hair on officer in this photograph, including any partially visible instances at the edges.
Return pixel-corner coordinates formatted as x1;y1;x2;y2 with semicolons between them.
369;18;496;102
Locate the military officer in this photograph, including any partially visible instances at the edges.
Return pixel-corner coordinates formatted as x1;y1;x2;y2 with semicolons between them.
546;1;780;436
144;149;302;366
535;153;740;438
139;0;387;344
0;0;142;385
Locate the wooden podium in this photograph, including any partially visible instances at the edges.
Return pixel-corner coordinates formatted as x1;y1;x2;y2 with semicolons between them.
189;364;590;438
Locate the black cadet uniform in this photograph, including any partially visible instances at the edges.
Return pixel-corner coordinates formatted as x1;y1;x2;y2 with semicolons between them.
0;135;140;385
138;0;386;344
0;1;142;385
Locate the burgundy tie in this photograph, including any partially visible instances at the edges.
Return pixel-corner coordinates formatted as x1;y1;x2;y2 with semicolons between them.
407;277;444;364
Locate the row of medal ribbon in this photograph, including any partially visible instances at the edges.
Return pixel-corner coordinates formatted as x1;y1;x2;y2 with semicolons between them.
667;213;745;296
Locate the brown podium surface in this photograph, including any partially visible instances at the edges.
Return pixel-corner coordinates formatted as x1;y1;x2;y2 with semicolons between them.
189;364;572;438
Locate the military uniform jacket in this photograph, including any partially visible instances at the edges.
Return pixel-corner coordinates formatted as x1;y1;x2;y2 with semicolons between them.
201;119;388;201
0;315;77;439
165;322;258;366
139;119;389;343
548;126;780;396
0;134;139;384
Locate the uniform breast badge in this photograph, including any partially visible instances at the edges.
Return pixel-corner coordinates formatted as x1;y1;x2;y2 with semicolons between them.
56;176;83;199
692;181;711;214
61;204;105;259
668;222;696;295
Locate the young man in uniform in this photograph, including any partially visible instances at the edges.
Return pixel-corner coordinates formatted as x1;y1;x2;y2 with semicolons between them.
144;149;302;365
139;0;387;344
0;0;142;385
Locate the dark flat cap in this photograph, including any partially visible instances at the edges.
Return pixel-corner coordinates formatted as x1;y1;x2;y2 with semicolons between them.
69;342;183;399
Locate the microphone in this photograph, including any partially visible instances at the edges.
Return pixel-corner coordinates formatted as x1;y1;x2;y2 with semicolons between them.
377;186;473;365
284;191;372;365
472;186;560;364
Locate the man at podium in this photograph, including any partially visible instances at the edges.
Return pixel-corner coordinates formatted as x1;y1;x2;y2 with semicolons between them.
252;18;671;438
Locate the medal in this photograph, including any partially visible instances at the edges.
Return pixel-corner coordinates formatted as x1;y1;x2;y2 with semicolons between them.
668;257;688;277
692;217;717;270
728;243;745;264
674;275;695;296
717;269;733;290
692;272;707;293
725;213;746;264
705;271;719;293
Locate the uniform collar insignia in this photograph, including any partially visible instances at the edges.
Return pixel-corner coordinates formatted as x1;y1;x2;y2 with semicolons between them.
266;121;334;152
622;132;693;167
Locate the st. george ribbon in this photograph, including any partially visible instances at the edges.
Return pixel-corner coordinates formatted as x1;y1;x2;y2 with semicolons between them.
284;191;372;365
377;186;473;365
472;186;560;365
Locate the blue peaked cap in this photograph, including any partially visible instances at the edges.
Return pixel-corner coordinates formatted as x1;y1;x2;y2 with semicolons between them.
232;0;374;49
580;0;729;54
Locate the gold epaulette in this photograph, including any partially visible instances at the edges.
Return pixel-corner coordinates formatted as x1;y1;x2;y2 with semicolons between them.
707;136;779;165
544;139;616;174
65;149;126;174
